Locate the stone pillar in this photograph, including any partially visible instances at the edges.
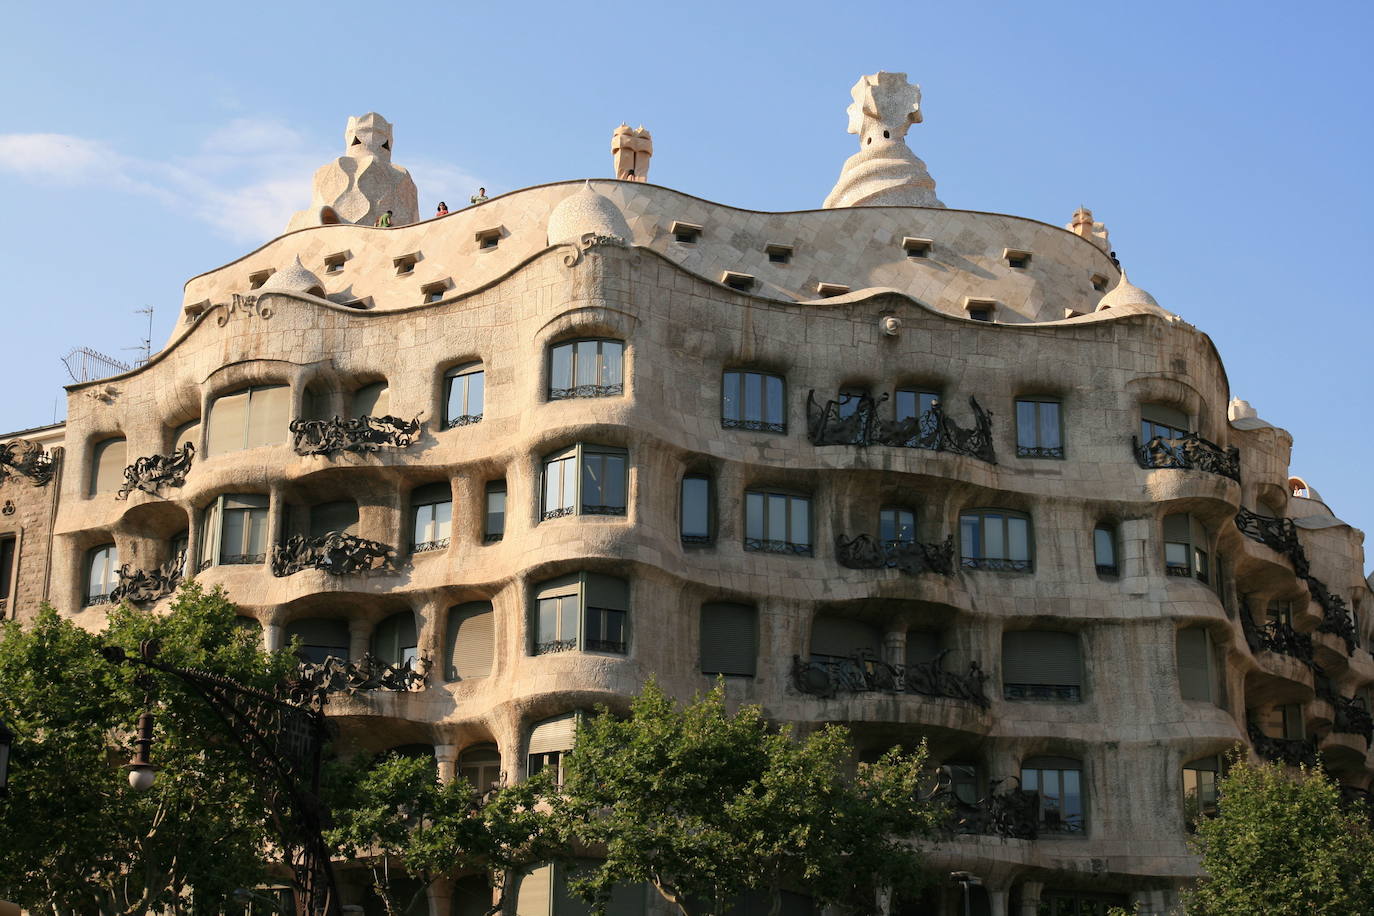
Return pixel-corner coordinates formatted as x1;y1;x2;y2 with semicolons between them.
1017;881;1042;916
883;629;906;666
263;622;284;653
1119;518;1151;596
987;888;1009;916
349;617;372;662
416;597;448;680
427;878;453;916
435;744;459;785
267;483;287;557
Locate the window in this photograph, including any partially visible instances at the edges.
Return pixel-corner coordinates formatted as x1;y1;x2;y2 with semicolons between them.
902;237;932;258
765;243;793;264
446;602;495;681
894;388;941;448
1093;526;1118;576
744;490;812;556
420;280;450;302
1020;756;1084;833
485;480;506;542
372;612;418;667
1281;702;1306;740
172;418;200;452
351;381;389;418
1140;403;1190;443
444;362;485;427
721;270;755;292
1163;513;1210;582
680;475;713;545
810;617;881;661
533;573;628;655
206;385;290;456
169;530;189;571
1183;756;1221;824
1002;630;1082;701
285;618;349;664
527;713;578;784
1267;600;1294;628
942;763;981;806
309;500;358;537
85;543;118;606
816;282;851;298
1091;274;1108;293
1177;627;1226;707
248;268;274;289
671;221;702;243
548;339;624;400
1015;398;1063;459
0;535;15;608
459;745;501;793
965;299;996;322
393;253;419;275
700;602;757;676
200;494;269;568
1003;248;1031;269
721;370;786;433
960;509;1032;572
541;444;627;520
411;482;452;553
475;227;501;249
880;507;916;546
90;437;127;496
323;252;348;273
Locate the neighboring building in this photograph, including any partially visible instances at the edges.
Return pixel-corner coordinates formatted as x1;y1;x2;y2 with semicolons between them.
2;74;1371;915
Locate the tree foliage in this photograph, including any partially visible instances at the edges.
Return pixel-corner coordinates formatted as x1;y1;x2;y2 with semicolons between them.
553;679;943;916
0;584;295;915
1187;755;1374;916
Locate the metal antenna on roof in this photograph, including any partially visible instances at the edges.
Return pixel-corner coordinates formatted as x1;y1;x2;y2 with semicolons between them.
123;306;154;365
61;347;131;383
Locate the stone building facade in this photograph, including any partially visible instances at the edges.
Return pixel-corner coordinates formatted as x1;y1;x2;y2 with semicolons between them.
3;75;1372;916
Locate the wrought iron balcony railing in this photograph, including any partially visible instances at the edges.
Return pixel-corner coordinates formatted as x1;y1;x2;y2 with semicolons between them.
1318;688;1374;747
745;538;813;557
585;638;627;654
1311;579;1359;655
109;555;184;605
290;414;422;457
834;533;955;576
1133;432;1240;482
791;650;990;708
1241;600;1316;667
1248;720;1319;767
1234;507;1308;575
116;442;195;499
412;537;450;554
549;383;623;400
444;412;482;428
270;532;397;577
721;416;786;434
534;638;577;656
0;437;56;487
806;391;997;464
83;592;111;607
938;777;1040;840
1003;683;1082;702
962;556;1033;573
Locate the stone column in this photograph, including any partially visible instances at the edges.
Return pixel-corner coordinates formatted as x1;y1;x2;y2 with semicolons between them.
883;629;906;667
987;888;1008;916
349;617;372;662
435;744;460;785
263;622;284;653
427;878;454;916
1119;518;1151;596
267;483;287;556
415;598;448;682
1017;881;1042;916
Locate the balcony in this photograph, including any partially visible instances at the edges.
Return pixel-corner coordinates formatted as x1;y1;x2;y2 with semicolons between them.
0;437;56;487
1234;507;1308;575
1248;721;1319;767
791;650;990;708
289;414;421;457
941;777;1040;840
805;391;996;464
834;533;955;576
109;554;184;605
270;532;398;577
116;443;195;500
1311;579;1359;656
1319;688;1374;747
1241;603;1315;668
1132;432;1240;482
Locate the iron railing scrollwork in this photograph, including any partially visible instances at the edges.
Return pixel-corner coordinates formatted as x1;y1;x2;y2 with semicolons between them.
680;534;713;546
938;776;1040;840
83;592;111;608
0;438;56;487
585;639;627;654
961;556;1033;573
745;538;814;557
791;650;990;708
721;417;786;434
116;443;194;499
542;507;575;521
270;533;398;578
534;638;577;656
1311;580;1359;655
1016;444;1065;459
109;555;185;605
806;391;996;464
549;383;623;401
834;533;955;576
1003;683;1082;702
1318;686;1374;747
412;538;450;554
1240;600;1315;667
444;413;482;428
286;652;430;703
581;504;627;516
1132;432;1240;482
1248;720;1319;767
289;415;421;457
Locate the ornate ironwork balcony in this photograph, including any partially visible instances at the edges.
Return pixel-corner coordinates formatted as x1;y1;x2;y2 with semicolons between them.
286;651;430;703
1095;564;1119;576
721;416;786;434
534;638;577;656
680;533;713;546
745;538;813;557
1248;720;1319;767
806;391;997;464
941;777;1040;840
791;650;990;708
289;414;421;457
0;437;56;487
270;532;398;578
412;537;450;554
581;504;627;516
549;383;623;400
1016;444;1064;459
1319;688;1374;747
1234;507;1308;575
1003;683;1082;702
109;555;184;605
1311;579;1359;655
961;556;1033;573
444;412;482;428
834;533;955;576
1132;432;1240;482
585;638;627;654
83;592;111;608
542;506;576;521
116;443;195;499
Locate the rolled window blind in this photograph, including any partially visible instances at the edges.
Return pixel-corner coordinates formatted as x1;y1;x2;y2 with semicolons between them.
905;631;941;666
207;390;248;455
810;617;881;658
1176;627;1212;702
448;602;495;680
246;385;290;448
309;500;358;537
1002;630;1081;686
91;438;127;495
528;714;577;756
515;864;553;916
700;603;756;676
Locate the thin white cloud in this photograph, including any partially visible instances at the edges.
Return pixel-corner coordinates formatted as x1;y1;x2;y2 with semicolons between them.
0;120;481;244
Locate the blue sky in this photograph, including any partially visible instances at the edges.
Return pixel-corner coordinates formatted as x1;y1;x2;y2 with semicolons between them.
1;1;1370;563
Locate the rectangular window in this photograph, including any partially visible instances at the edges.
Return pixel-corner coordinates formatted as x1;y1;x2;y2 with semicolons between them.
1183;757;1220;823
1177;627;1225;706
960;510;1032;572
549;339;624;400
744;490;812;556
1140;403;1190;443
1093;526;1118;575
533;574;628;655
1002;630;1082;701
0;535;16;607
85;544;118;606
485;481;506;543
200;494;269;568
894;389;940;448
1281;703;1305;740
700;602;757;677
1020;760;1084;833
680;475;712;545
1015;398;1063;459
207;385;290;456
541;445;627;520
721;370;786;433
880;507;916;545
411;484;452;553
444;363;484;427
527;713;578;786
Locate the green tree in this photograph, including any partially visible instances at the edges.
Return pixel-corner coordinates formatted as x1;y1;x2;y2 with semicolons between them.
553;679;943;916
0;584;296;914
1186;755;1374;915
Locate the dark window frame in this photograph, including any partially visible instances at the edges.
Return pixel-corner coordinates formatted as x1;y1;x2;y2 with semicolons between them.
721;369;787;434
960;508;1034;572
540;444;629;521
547;338;624;401
743;488;813;557
680;474;714;546
1014;397;1064;459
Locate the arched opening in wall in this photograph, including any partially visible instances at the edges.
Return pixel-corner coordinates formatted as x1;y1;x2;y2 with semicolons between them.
1289;476;1312;499
806;616;881;693
90;437;127;496
372;610;418;667
526;713;578;784
169;417;200;454
446;601;494;680
285;617;350;664
351;380;390;419
318;206;341;225
1092;522;1119;576
459;744;502;794
453;874;495;916
548;338;624;401
84;542;119;607
294;499;359;541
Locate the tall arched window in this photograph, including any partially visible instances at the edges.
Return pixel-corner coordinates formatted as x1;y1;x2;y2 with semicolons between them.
90;438;127;496
85;543;118;606
410;482;452;553
460;744;502;794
